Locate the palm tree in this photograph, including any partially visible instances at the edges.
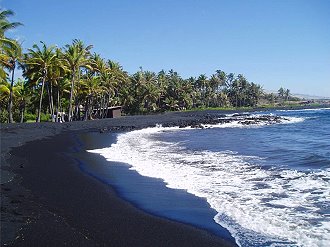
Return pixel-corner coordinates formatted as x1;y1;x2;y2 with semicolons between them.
238;74;248;107
278;87;285;99
62;39;92;121
0;9;22;37
285;89;290;101
14;78;30;122
24;41;57;122
155;70;168;109
142;71;159;111
47;49;68;121
248;82;263;107
196;74;209;107
82;74;105;120
2;40;22;122
89;54;109;118
178;79;193;110
228;77;240;107
164;70;186;111
128;71;145;113
186;76;199;107
0;9;22;96
0;80;10;120
104;60;129;109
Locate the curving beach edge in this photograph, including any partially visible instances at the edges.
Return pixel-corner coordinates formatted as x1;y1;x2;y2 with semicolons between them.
2;108;323;246
1;110;246;247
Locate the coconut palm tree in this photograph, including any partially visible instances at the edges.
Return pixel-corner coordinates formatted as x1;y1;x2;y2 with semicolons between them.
278;87;285;99
47;49;68;121
196;74;209;107
62;39;93;121
89;53;109;118
105;60;128;105
285;89;290;101
248;82;263;107
164;70;187;111
80;74;105;120
141;71;159;112
0;9;22;37
0;9;22;90
0;79;10;120
24;41;57;122
0;9;22;123
2;40;22;122
14;78;30;122
215;70;227;91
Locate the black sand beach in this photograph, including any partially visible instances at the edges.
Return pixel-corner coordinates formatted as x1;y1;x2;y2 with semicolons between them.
2;108;320;246
1;111;240;247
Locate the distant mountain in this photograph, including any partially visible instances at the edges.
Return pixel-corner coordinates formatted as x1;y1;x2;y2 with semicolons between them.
264;90;330;100
291;93;330;100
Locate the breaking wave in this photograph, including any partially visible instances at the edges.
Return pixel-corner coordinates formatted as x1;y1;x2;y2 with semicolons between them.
88;114;330;246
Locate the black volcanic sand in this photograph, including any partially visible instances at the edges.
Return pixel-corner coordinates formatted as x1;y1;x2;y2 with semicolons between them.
2;133;236;247
3;106;330;246
1;111;243;247
2;106;314;246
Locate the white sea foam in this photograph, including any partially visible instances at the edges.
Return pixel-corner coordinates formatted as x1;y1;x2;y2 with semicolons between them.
200;115;305;129
277;108;330;112
281;116;305;124
88;118;329;247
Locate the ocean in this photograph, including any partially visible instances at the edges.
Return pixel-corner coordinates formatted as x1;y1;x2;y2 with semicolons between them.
87;108;330;247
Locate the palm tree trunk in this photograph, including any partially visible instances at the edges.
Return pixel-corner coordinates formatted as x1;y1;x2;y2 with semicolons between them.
74;100;80;120
37;75;46;122
98;96;102;118
59;91;63;114
46;83;54;122
20;102;25;123
7;68;15;123
105;94;111;118
83;97;89;121
68;72;75;122
90;98;95;120
56;86;60;122
101;95;105;118
104;94;109;118
74;70;81;120
157;94;161;109
50;82;55;122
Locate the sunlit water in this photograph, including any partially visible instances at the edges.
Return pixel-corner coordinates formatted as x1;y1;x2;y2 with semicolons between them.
89;108;330;247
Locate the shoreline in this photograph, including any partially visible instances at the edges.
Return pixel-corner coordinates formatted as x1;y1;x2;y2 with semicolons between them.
1;110;243;246
75;131;236;243
1;106;328;246
0;131;235;246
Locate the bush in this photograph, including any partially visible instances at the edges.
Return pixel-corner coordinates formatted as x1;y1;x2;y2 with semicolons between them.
0;110;8;123
40;113;50;122
24;112;51;122
0;109;21;123
13;110;22;122
24;112;36;122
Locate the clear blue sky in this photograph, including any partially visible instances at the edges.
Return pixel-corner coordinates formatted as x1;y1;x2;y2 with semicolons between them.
2;0;330;97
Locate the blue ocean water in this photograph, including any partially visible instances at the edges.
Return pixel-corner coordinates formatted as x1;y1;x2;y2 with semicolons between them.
89;108;330;247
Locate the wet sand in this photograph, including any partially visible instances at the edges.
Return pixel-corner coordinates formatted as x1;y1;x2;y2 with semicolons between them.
1;111;238;246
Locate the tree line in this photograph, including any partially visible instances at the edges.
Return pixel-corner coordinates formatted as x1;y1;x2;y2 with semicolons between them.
0;9;294;123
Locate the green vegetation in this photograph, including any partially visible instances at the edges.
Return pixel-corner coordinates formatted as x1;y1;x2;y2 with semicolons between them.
0;9;302;123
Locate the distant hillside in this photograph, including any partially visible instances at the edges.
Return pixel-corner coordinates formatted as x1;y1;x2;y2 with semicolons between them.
264;90;329;100
290;93;330;100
